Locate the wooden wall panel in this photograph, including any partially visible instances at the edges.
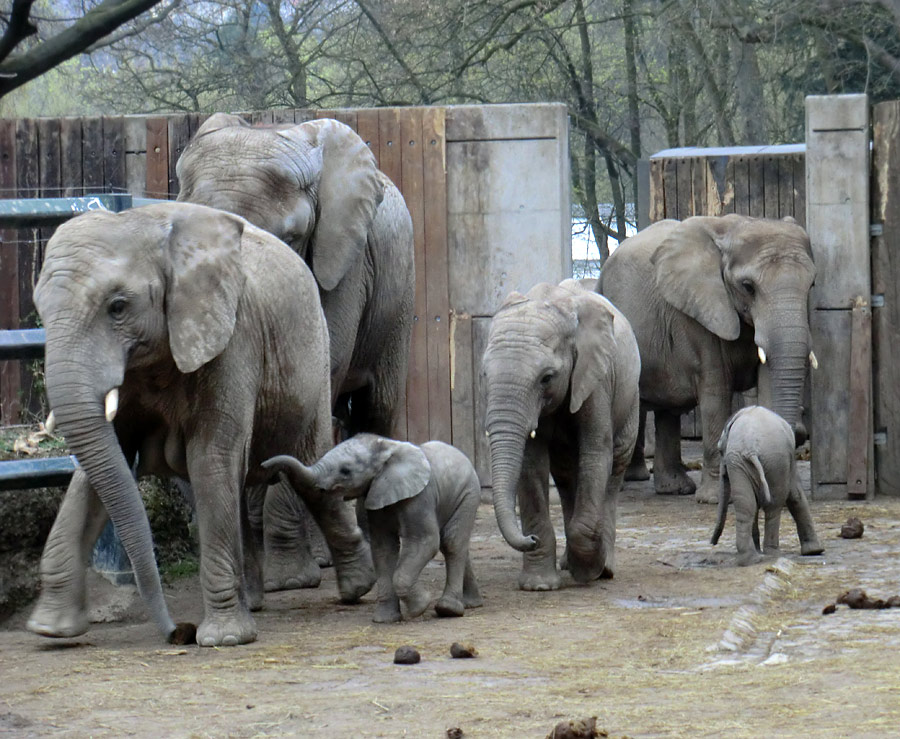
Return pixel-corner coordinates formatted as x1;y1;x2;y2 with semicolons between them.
0;119;19;423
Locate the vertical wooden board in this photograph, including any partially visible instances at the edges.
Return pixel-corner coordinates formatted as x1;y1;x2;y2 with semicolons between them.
733;158;749;215
690;157;706;216
871;100;900;495
102;117;126;192
378;109;402;191
331;110;358;132
15;118;39;327
450;312;476;465
777;155;794;219
167;115;192;197
422;107;452;444
648;159;665;222
675;159;691;219
81;117;104;192
356;109;381;166
847;301;873;498
59;118;83;197
763;157;779;219
38;118;61;197
792;155;806;227
662;159;677;220
0;119;20;423
722;158;736;214
145;117;169;199
292;109;316;123
315;110;336;121
124;117;147;197
472;317;492;486
271;109;294;124
747;157;764;217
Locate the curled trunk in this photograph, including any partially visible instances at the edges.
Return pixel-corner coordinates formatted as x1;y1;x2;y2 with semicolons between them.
261;454;320;490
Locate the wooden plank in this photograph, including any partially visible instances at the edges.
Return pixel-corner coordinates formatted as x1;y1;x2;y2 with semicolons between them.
871;100;900;496
763;156;779;219
167;115;192;198
124;116;147;197
81;117;104;192
662;159;677;220
271;109;294;124
377;108;402;194
847;299;872;499
777;155;794;219
15;118;39;328
450;312;476;465
0;118;20;424
398;109;428;444
331;110;358;132
675;159;691;219
59;118;83;197
722;158;736;214
102;116;126;192
36;118;60;290
357;109;381;166
748;156;764;217
690;157;705;216
792;155;806;227
145;117;169;200
422;107;452;444
445;103;568;141
292;109;316;124
733;157;749;215
472;317;492;486
648;159;665;222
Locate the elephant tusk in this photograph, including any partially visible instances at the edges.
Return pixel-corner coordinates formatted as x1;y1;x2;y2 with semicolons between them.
485;429;490;437
757;346;766;365
809;350;819;370
530;430;536;439
105;388;119;423
44;411;56;434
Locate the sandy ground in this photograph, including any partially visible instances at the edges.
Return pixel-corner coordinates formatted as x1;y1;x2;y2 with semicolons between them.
3;461;900;738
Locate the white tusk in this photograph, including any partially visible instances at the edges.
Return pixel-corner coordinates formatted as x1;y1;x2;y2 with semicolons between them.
485;429;490;437
757;346;766;365
45;411;56;434
809;350;819;370
530;430;536;439
105;388;119;423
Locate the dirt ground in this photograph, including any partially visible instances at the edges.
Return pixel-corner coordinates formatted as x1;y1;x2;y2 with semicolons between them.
3;458;900;738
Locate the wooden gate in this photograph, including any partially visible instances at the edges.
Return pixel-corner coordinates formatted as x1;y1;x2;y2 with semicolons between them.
0;104;571;486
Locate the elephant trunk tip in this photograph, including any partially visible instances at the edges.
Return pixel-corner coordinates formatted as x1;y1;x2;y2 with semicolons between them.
168;622;198;645
506;532;540;552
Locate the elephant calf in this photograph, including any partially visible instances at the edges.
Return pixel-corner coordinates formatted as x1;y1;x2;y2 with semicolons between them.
264;434;483;623
711;406;824;565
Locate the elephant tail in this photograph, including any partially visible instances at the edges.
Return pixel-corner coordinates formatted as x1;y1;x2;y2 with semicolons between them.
749;454;771;506
710;463;729;546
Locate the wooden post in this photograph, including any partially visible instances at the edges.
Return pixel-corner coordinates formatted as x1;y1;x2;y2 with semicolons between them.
805;94;871;500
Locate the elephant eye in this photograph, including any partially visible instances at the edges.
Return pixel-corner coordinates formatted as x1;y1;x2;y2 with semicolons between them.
741;280;755;297
540;371;555;386
339;466;351;477
108;297;128;318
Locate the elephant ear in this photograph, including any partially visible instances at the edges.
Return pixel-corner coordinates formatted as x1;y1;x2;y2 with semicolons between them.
366;441;432;511
164;204;247;373
650;217;741;341
569;292;617;413
278;119;383;291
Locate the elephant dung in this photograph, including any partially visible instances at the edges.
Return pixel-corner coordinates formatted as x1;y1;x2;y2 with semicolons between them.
840;517;865;539
546;716;605;739
393;645;421;665
450;642;477;659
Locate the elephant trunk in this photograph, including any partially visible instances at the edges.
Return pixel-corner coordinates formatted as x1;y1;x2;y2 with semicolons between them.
764;321;809;429
261;454;321;491
486;395;539;553
45;353;178;642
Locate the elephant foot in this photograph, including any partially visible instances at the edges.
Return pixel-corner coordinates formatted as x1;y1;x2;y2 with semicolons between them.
27;592;89;639
263;552;322;592
306;520;334;568
373;600;402;623
654;466;696;496
736;550;764;567
334;541;376;604
399;586;431;620
694;478;719;505
518;569;561;591
435;594;465;618
625;458;651;482
196;609;258;647
463;586;484;609
801;539;824;556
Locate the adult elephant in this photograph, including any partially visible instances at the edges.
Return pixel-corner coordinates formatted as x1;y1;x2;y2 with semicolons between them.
482;280;641;590
176;113;414;589
26;203;374;647
598;214;816;504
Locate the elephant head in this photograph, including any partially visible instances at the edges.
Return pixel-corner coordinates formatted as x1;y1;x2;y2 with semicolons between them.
651;214;815;429
175;113;384;291
482;283;618;566
262;433;431;510
33;202;248;642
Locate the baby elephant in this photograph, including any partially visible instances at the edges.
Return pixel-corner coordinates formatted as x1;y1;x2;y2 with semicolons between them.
711;406;824;565
263;434;483;622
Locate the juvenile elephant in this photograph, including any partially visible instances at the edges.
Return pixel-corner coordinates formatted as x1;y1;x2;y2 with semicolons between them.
482;280;641;590
263;435;483;623
711;406;824;565
176;113;415;589
26;203;374;647
599;215;816;503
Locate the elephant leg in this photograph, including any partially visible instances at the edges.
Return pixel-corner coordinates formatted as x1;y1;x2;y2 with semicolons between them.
625;407;651;481
462;555;483;609
519;445;560;591
188;445;257;647
28;469;109;638
730;468;763;566
368;510;402;623
435;499;480;617
394;515;440;620
242;484;266;612
652;410;695;496
763;506;782;553
787;481;824;555
262;480;322;592
551;463;576;571
695;389;733;504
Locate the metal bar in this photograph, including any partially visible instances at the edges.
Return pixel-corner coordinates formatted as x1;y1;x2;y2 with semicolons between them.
0;193;166;227
0;455;77;491
0;328;45;360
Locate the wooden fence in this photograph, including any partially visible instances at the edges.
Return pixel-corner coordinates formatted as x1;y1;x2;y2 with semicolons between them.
0;104;571;486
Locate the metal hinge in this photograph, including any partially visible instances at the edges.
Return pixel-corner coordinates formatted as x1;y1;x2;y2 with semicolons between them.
875;431;887;446
872;294;885;308
871;222;884;237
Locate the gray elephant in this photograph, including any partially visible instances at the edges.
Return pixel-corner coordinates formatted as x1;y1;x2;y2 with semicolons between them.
599;215;816;504
263;435;483;623
483;280;641;590
176;113;415;589
26;202;374;647
711;406;824;565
